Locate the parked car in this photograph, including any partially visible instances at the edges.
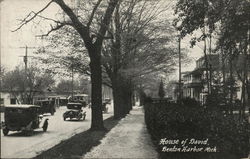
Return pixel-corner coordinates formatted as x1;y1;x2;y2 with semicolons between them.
104;98;111;104
68;94;89;107
2;105;49;136
35;100;56;115
63;102;86;121
102;98;111;113
102;103;108;113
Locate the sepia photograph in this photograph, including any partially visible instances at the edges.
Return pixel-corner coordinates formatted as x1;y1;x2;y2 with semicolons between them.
0;0;249;159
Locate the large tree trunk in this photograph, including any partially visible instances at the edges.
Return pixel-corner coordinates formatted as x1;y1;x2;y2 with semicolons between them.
113;86;126;119
112;76;126;119
123;80;133;113
112;74;133;119
89;48;104;130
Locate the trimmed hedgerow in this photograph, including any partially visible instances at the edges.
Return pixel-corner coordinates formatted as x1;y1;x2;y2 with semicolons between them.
144;97;249;159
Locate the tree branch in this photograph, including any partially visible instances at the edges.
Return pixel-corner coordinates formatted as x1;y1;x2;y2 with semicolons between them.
54;0;92;46
94;0;119;47
12;0;54;32
35;22;71;38
36;14;72;25
87;0;103;28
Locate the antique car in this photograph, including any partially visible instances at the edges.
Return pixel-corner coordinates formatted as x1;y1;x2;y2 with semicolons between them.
35;100;56;115
102;98;111;113
68;94;89;107
104;98;111;104
63;102;86;121
2;105;49;136
102;102;108;113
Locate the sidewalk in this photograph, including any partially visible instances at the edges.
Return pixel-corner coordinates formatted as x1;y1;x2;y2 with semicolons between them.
83;106;158;159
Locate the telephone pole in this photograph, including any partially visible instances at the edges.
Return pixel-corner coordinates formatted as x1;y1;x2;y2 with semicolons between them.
178;36;182;102
19;46;35;73
19;45;35;104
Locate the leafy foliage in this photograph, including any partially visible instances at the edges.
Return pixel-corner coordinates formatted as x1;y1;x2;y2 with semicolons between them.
55;78;90;95
2;65;55;104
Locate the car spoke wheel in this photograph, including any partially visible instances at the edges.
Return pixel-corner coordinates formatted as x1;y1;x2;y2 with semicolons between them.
83;114;86;121
43;120;48;132
77;114;82;120
3;128;9;136
51;110;54;115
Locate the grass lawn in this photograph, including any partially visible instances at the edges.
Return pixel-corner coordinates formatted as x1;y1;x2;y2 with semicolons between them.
33;117;120;159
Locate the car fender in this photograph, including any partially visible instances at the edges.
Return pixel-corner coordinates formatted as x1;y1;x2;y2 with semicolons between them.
39;118;49;128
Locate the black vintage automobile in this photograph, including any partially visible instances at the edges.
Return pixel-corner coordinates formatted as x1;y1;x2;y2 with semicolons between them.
102;98;111;113
35;100;56;115
2;105;49;136
63;102;86;121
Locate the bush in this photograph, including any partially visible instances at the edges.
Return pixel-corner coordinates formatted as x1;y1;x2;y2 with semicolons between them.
144;98;250;159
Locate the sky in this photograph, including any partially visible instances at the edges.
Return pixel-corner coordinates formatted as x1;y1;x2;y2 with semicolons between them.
0;0;61;70
0;0;204;79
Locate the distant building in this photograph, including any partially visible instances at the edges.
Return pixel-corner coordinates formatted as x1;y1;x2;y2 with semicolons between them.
183;55;220;104
171;54;250;104
172;54;250;105
0;90;19;106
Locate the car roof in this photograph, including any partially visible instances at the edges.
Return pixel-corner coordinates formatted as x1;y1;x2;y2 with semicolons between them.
73;94;88;97
68;102;82;105
5;104;40;109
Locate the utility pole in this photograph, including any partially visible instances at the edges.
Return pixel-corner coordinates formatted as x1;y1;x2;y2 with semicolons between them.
19;45;35;104
178;36;182;102
70;0;79;99
71;64;74;99
19;46;35;73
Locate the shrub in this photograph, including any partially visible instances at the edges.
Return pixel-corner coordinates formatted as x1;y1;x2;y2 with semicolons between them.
144;98;250;159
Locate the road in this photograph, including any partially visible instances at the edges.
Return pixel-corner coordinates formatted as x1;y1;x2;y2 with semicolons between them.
1;105;113;158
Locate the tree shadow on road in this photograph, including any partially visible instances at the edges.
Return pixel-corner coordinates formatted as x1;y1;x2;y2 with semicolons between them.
33;116;120;159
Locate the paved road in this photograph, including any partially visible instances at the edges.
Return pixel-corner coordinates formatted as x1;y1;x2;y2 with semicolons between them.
1;105;113;158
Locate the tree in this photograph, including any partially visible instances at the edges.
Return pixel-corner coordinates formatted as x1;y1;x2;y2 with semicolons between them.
101;0;180;118
174;0;250;117
158;80;165;98
14;0;120;130
2;65;55;104
55;77;90;95
36;0;181;119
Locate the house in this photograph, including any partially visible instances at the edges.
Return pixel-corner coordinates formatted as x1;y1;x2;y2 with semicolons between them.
0;90;19;106
181;54;250;105
182;55;220;104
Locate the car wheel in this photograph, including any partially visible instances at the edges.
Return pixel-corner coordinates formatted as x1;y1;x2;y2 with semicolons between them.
63;117;66;121
51;110;54;115
42;120;48;132
3;128;9;136
83;114;86;121
77;114;82;120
